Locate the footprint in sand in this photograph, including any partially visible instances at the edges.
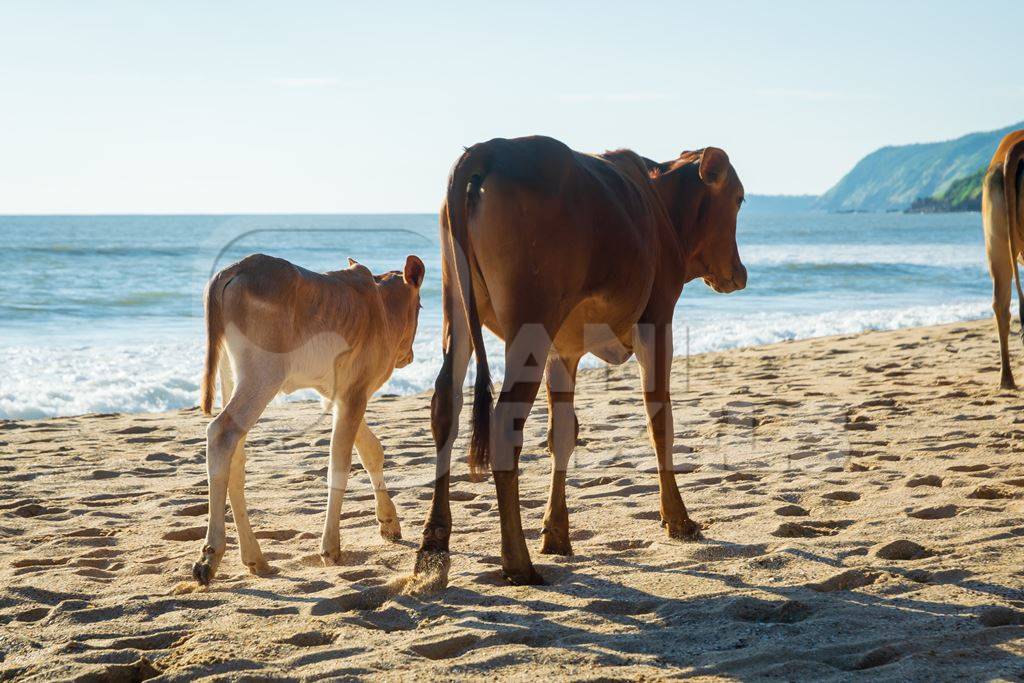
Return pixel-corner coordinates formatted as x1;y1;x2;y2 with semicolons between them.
948;463;989;473
774;504;809;517
772;520;853;538
906;504;958;520
873;539;933;560
99;630;188;651
276;630;336;647
254;528;301;541
721;597;812;624
602;539;653;551
161;526;206;542
978;607;1024;627
906;474;942;488
967;485;1018;500
173;502;207;517
821;491;861;502
307;584;393;616
809;568;881;592
113;425;158;435
408;633;481;660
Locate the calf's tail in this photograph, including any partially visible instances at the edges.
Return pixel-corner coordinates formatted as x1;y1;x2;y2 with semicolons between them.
200;274;226;415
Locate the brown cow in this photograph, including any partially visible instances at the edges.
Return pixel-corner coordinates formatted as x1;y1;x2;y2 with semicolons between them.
984;129;1024;390
191;253;424;586
415;136;746;585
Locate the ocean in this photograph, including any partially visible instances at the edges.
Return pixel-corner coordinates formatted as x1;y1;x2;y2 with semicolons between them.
0;211;992;419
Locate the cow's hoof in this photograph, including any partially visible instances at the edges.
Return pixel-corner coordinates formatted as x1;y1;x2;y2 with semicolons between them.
1000;377;1017;391
664;517;702;541
539;530;573;556
192;560;212;586
503;565;546;586
412;550;451;591
246;559;278;577
379;518;402;542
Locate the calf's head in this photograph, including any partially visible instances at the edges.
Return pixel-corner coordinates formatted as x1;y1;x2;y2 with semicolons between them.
653;147;747;293
374;254;425;368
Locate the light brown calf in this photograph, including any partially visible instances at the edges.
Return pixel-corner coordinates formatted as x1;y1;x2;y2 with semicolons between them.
191;253;425;586
983;129;1024;389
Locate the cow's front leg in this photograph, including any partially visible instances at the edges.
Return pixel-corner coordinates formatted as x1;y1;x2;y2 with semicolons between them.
540;352;580;556
321;395;366;566
635;323;701;540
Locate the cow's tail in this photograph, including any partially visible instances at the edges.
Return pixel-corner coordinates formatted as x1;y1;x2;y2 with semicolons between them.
200;273;226;415
447;144;495;480
1004;140;1024;345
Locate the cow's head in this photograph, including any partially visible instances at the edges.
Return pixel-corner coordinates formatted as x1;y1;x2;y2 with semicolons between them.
365;255;425;368
652;147;747;293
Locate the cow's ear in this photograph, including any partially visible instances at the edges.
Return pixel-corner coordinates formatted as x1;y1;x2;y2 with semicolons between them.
403;255;425;287
699;147;729;186
347;257;359;267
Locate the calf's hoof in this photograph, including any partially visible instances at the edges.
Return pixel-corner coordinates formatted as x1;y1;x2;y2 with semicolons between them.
539;529;573;556
664;517;702;541
191;544;221;586
503;564;546;586
246;559;279;577
320;550;342;567
379;517;402;542
1000;376;1017;391
192;560;212;586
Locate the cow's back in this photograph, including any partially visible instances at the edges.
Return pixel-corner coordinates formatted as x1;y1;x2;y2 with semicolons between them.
467;137;664;335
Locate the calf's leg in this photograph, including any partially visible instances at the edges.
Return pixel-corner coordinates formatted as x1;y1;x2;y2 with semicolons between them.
540;352;579;556
219;365;273;576
193;372;279;586
321;395;366;566
354;421;401;541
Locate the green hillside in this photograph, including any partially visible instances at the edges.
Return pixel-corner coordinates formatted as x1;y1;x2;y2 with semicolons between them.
907;167;985;213
817;122;1022;212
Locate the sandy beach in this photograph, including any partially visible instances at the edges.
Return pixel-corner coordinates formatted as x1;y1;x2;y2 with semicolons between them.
3;318;1024;680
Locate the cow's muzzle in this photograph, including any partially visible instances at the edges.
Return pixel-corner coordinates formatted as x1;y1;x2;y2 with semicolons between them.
705;262;747;294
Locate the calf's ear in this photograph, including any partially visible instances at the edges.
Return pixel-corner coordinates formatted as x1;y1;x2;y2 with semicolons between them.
698;147;729;186
403;255;425;287
348;257;359;267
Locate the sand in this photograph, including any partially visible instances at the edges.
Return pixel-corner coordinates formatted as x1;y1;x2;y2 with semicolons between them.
3;318;1024;680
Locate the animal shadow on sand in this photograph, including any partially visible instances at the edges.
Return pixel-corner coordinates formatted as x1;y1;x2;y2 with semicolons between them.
151;538;1024;680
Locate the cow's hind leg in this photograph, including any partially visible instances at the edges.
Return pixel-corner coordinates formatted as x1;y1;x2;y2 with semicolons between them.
320;394;367;566
193;370;280;586
986;174;1016;390
540;352;580;556
355;421;401;541
414;276;472;583
995;270;1011;389
635;323;701;540
492;323;552;584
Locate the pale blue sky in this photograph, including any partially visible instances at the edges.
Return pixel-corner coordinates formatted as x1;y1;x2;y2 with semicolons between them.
1;1;1022;213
